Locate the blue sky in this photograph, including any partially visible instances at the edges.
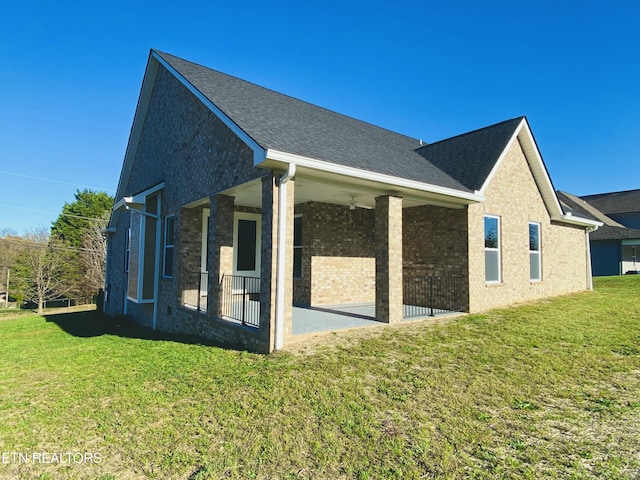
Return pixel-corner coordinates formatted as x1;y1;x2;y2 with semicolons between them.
1;0;638;234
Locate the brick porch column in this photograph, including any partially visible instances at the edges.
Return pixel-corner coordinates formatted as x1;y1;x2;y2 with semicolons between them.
375;195;403;324
208;194;234;317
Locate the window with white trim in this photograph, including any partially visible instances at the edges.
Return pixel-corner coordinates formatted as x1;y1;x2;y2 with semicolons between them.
529;222;541;281
128;191;161;303
163;216;175;278
124;228;131;272
484;215;501;283
293;215;302;279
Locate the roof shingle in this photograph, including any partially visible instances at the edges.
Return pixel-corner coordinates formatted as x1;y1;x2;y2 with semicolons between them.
581;189;640;215
155;50;521;193
415;117;524;192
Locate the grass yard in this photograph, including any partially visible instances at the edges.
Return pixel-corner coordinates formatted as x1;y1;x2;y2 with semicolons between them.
0;277;638;479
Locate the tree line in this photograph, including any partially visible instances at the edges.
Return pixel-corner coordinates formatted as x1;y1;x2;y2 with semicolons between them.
0;190;113;313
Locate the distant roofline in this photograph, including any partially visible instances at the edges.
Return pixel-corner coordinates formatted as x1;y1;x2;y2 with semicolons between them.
582;187;640;198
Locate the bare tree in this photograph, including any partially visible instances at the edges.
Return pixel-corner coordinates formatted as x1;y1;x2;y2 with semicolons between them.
79;211;110;298
15;227;70;314
0;230;29;305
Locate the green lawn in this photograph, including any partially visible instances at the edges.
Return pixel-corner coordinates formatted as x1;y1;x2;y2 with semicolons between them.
0;277;639;479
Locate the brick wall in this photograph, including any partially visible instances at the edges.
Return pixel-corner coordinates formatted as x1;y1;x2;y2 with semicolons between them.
467;138;589;312
292;201;472;312
105;63;272;351
293;202;376;306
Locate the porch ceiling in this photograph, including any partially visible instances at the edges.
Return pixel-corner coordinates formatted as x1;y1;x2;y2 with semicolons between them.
221;166;474;210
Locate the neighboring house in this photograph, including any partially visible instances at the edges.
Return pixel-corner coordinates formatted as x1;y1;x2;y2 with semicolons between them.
581;189;640;230
558;191;640;276
104;49;599;353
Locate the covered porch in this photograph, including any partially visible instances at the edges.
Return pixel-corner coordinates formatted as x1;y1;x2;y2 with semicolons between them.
175;163;468;350
176;163;472;351
183;275;464;335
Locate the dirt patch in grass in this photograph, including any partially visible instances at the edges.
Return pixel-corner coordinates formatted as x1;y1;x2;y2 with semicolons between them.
284;312;464;355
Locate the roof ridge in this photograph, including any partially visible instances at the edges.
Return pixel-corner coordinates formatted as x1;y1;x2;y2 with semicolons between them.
417;116;525;148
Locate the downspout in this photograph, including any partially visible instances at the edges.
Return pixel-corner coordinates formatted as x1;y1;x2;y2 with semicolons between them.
586;230;594;291
619;242;623;276
275;163;296;350
152;207;162;330
103;235;110;311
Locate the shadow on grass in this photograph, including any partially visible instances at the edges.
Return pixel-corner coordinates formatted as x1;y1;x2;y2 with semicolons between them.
44;310;225;348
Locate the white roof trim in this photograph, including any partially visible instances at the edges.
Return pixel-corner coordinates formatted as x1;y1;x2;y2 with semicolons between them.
113;182;165;212
559;213;602;230
152;51;265;165
113;52;160;206
264;148;485;203
477;119;524;196
478;118;592;228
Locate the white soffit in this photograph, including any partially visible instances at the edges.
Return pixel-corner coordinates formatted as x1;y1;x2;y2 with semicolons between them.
262;148;484;207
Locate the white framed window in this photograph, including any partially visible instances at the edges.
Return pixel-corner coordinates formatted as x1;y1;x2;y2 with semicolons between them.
529;222;541;282
127;190;162;303
124;227;131;272
484;215;501;283
163;216;175;278
233;212;261;279
293;215;302;279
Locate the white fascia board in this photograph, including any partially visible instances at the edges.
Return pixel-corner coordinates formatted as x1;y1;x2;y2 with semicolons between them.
478;118;564;219
113;182;165;211
477;119;524;196
264;148;485;204
151;51;266;165
110;53;160;229
556;214;603;230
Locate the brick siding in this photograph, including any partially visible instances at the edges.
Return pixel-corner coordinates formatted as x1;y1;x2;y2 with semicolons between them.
467;138;589;312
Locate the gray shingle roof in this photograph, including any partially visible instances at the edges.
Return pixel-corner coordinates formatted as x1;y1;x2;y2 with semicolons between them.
154;50;518;193
557;191;640;241
415;117;524;192
590;225;640;241
581;189;640;215
556;191;619;225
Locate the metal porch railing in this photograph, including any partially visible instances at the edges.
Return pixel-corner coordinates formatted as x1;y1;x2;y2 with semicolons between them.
403;275;462;317
182;271;208;312
219;274;261;328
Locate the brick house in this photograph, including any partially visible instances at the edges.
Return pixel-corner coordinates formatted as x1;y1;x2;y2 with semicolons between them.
104;50;600;353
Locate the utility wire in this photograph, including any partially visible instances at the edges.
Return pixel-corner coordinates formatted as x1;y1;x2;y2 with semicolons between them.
0;236;106;254
0;169;116;193
0;204;110;222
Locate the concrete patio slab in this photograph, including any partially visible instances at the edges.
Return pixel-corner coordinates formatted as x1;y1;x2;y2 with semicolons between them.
292;302;455;335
